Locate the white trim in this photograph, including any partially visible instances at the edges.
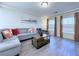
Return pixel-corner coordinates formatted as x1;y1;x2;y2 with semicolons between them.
50;8;79;17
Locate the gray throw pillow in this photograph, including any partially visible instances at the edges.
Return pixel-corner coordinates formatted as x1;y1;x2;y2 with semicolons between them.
0;33;3;42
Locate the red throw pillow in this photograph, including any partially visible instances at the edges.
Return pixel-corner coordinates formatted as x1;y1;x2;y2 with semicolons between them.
2;29;13;39
11;29;19;35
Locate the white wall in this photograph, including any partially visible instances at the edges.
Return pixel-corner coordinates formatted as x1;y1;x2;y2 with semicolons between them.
41;16;48;30
0;7;41;29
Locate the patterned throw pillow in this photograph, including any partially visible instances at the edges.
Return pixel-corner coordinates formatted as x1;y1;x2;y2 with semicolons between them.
0;33;3;42
2;29;13;39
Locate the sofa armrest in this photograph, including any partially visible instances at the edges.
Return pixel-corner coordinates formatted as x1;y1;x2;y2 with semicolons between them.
0;36;21;52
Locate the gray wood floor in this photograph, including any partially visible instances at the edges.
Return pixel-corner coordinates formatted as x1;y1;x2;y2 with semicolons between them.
20;36;79;56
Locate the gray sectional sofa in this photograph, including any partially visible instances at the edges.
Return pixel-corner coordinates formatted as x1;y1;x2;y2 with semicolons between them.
0;28;38;56
0;36;21;56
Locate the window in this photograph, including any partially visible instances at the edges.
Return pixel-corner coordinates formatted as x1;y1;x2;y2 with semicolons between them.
62;16;74;39
48;19;55;35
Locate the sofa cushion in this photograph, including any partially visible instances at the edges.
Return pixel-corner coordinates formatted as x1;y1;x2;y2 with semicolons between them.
1;29;13;39
18;28;29;34
17;32;38;40
0;36;21;52
17;32;37;36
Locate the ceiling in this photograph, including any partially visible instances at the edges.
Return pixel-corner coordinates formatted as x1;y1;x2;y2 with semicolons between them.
0;2;79;18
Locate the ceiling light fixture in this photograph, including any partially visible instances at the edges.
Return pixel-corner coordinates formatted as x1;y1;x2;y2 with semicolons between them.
41;2;48;7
